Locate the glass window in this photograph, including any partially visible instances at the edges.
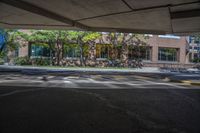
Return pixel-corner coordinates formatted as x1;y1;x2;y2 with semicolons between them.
158;47;178;62
64;44;80;58
128;46;151;60
0;33;5;50
194;40;200;44
144;34;153;37
194;53;198;58
15;48;19;57
96;44;111;59
116;45;122;59
31;44;50;57
158;35;180;39
189;53;192;62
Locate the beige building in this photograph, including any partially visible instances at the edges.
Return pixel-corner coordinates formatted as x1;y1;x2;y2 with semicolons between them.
188;37;200;62
143;35;191;68
14;34;194;68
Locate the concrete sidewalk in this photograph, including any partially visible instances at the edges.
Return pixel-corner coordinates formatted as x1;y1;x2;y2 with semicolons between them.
0;65;162;74
1;65;200;87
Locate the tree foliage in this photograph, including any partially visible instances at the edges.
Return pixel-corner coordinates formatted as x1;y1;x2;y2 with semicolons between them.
66;31;101;66
193;34;200;43
0;29;26;52
100;33;148;66
0;29;148;67
23;30;101;66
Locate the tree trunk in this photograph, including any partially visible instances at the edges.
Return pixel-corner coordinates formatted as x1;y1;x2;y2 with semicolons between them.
48;43;54;66
55;41;63;66
88;41;96;67
78;36;85;67
7;50;15;65
121;43;128;67
110;46;115;60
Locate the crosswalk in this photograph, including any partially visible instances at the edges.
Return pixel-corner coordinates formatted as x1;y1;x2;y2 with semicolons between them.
0;74;188;89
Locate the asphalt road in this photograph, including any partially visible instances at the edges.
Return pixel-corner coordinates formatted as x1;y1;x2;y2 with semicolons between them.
0;74;200;133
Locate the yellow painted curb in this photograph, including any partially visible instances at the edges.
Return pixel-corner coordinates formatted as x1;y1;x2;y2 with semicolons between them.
114;75;126;79
181;80;200;86
191;82;200;86
134;76;153;80
181;80;192;84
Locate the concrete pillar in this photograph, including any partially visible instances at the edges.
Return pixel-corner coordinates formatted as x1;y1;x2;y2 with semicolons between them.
179;45;186;64
185;52;190;64
191;52;194;60
18;41;29;57
152;45;158;63
7;50;16;65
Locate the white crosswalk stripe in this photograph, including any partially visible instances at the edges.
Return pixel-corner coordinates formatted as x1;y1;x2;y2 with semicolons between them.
0;74;191;89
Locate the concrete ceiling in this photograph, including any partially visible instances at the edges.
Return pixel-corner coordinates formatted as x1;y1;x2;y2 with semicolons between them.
0;0;200;34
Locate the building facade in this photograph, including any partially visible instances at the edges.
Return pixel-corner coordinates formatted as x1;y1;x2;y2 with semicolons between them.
187;36;200;62
143;35;191;68
13;34;194;68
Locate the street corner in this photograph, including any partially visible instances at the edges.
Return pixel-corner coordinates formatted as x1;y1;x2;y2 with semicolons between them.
169;78;200;87
190;80;200;87
112;75;126;80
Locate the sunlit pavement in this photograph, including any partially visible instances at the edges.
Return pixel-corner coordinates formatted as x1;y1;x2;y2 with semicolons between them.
0;73;197;89
0;73;200;133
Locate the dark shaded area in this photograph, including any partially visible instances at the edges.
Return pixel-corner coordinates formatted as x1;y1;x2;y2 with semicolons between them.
0;86;200;133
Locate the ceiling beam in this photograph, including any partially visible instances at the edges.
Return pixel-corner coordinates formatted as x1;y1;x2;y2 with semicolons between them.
171;9;200;19
121;0;134;10
88;27;167;35
0;21;73;27
76;1;200;21
0;0;89;30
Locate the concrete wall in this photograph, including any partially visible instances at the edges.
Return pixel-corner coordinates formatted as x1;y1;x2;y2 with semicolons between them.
147;35;189;64
18;41;29;57
17;34;192;67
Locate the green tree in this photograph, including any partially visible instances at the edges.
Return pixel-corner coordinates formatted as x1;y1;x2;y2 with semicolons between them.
193;34;200;42
67;31;101;66
102;33;148;67
25;30;101;66
27;30;70;66
0;29;26;64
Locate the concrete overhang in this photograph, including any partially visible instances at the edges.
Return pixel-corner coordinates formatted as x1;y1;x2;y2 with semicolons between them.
0;0;200;34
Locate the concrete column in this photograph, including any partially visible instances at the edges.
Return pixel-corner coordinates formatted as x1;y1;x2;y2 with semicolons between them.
179;45;186;64
191;52;194;60
7;51;16;65
185;52;190;64
152;45;158;63
18;41;29;57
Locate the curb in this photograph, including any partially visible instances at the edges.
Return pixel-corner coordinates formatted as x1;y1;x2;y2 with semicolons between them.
190;82;200;86
170;79;200;86
168;79;183;83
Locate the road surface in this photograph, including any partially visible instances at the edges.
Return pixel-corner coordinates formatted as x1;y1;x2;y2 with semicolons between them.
0;74;200;133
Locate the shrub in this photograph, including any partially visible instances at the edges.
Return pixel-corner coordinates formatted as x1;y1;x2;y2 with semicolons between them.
0;58;4;65
192;58;200;63
196;64;200;70
14;56;31;65
31;58;50;66
14;57;50;66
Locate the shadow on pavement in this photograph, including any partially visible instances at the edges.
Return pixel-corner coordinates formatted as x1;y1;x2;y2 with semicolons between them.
0;86;200;133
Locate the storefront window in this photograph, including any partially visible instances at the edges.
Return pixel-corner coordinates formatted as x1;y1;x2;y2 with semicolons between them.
128;46;151;60
64;44;80;58
0;32;5;50
31;44;50;57
158;47;178;62
96;44;112;59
